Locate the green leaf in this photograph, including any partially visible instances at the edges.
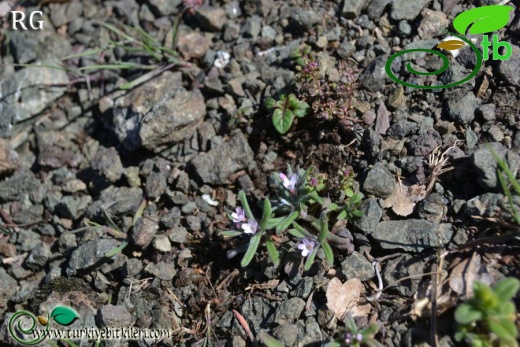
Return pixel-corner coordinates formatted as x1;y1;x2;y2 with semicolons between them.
327;203;339;211
498;302;516;317
352;210;364;218
322;241;334;266
318;213;330;243
219;231;243;237
453;5;513;35
454;303;483;324
238;191;255;221
265;216;286;230
488;318;517;341
264;97;276;109
337;210;347;220
323;342;342;347
260;198;272;231
289;49;302;59
303;247;319;271
291;222;312;237
265;239;280;267
493;278;520;301
288;228;307;238
50;306;80;326
105;241;129;258
275;211;299;234
258;331;285;347
272;108;295;134
293;105;309;118
303;45;312;55
241;232;262;267
349;193;363;205
296;57;304;66
474;281;498;310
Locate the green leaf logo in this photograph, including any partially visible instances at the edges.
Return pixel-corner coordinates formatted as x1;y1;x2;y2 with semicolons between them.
453;5;513;35
50;306;80;326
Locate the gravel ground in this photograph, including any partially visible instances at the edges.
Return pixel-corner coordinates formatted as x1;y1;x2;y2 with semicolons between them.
0;0;519;346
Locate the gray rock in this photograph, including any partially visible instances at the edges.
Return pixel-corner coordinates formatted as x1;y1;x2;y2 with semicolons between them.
384;254;425;296
166;190;189;205
240;296;270;333
464;193;503;218
398;20;412;35
195;6;227;31
186;215;202;231
168;226;188;244
391;0;431;20
337;39;356;59
353;198;382;235
417;193;446;224
274;297;305;324
465;128;478;149
295;277;314;299
0;267;18;306
16;229;41;252
130;216;159;248
242;15;262;39
372;220;453;252
341;251;374;281
302;317;323;345
175;171;190;192
86;186;143;218
409;130;441;156
11;281;38;303
471;142;509;191
55;195;92;219
97;305;133;327
145;170;168;199
368;0;392;20
359;55;388;92
0;138;19;176
498;43;520;87
479;103;497;121
446;91;478;124
273;323;299;346
66;239;120;276
160;208;181;228
92;147;124;183
0;66;69;137
0;169;39;203
59;232;77;252
190;132;254;185
144;261;176;281
9;31;38;64
342;0;368;18
288;8;322;30
153;234;171;253
242;0;273;16
417;9;449;39
123;258;143;277
113;71;206;151
25;243;51;269
147;0;181;16
363;163;395;198
182;201;198;214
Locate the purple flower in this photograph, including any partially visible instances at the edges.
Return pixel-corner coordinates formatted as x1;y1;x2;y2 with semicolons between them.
231;207;246;223
241;219;258;235
279;173;298;193
309;177;318;187
297;238;316;257
356;333;363;342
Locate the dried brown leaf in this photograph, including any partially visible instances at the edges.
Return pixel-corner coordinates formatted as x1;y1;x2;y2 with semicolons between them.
326;278;371;320
381;181;427;216
437;40;465;51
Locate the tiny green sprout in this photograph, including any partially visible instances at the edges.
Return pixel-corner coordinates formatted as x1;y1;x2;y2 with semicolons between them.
325;314;382;347
454;277;520;347
265;94;310;134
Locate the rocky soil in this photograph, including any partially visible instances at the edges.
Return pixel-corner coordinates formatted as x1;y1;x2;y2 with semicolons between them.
0;0;519;346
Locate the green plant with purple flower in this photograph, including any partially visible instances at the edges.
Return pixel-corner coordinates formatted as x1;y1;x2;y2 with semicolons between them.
220;166;363;270
325;314;382;347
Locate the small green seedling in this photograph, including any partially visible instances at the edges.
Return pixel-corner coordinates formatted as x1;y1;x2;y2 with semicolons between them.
265;94;310;134
325;314;382;347
455;277;520;347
